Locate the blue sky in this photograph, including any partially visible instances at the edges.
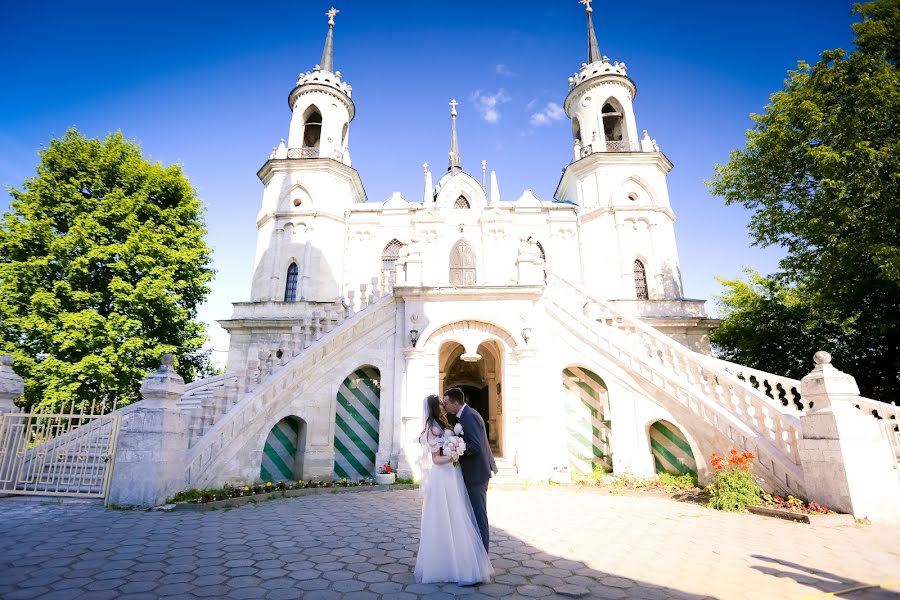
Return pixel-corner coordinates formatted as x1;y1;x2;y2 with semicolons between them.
1;0;856;362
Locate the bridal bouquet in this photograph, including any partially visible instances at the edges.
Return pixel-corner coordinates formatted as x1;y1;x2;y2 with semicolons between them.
442;424;466;467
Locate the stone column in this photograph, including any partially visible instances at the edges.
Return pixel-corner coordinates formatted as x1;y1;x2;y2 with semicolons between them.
107;355;191;506
0;355;24;414
399;348;426;480
798;351;900;520
0;356;24;493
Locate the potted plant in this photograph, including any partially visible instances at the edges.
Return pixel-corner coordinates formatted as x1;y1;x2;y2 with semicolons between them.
375;463;395;485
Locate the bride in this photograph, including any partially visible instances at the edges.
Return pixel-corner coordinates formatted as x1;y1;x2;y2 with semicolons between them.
414;394;494;585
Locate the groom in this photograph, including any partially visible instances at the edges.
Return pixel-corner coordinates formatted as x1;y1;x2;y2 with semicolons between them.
442;387;497;551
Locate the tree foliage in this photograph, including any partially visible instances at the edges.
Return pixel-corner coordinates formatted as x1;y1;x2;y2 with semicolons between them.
708;0;900;400
0;129;215;411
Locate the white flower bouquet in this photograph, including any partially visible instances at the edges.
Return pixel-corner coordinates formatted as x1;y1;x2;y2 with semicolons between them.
442;425;466;467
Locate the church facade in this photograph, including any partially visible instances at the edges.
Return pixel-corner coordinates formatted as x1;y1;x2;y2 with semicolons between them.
215;4;721;484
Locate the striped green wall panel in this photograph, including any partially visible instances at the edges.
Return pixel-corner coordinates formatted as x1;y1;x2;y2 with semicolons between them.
333;366;380;480
650;420;697;477
260;417;301;482
562;366;612;474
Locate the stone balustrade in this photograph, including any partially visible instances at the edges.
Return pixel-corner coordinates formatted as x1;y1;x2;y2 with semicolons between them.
182;283;395;485
545;270;806;493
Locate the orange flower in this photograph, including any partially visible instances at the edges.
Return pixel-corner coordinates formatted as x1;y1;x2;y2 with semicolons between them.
730;449;738;456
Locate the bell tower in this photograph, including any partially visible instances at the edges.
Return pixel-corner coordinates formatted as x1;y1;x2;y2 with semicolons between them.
286;7;354;165
248;5;366;305
556;0;685;303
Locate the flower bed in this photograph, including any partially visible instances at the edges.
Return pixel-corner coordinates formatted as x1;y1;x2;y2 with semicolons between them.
167;479;417;511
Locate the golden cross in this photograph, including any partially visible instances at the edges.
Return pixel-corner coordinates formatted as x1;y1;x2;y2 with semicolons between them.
449;98;459;116
580;0;593;12
326;6;339;25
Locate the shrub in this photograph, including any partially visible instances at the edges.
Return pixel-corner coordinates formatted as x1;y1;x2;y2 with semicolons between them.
658;472;699;493
706;450;762;511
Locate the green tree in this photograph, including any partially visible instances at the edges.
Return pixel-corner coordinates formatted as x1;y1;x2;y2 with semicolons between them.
0;129;215;412
708;0;900;401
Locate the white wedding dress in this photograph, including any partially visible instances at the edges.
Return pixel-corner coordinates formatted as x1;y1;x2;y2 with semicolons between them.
414;425;494;585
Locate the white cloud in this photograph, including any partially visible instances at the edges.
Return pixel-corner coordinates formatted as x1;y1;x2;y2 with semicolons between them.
469;89;511;124
529;101;566;126
495;64;517;77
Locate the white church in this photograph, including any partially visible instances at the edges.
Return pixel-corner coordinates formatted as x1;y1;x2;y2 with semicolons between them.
10;2;895;519
214;3;721;485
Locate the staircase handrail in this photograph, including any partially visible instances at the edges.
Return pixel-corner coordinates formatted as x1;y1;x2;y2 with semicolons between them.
543;298;805;488
700;355;806;413
183;372;238;394
544;270;805;489
183;294;396;484
545;269;803;423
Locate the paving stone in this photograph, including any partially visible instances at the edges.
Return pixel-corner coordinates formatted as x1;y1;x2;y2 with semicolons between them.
156;582;196;596
331;579;368;592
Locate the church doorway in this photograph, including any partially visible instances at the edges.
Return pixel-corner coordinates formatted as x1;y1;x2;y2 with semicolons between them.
439;340;504;457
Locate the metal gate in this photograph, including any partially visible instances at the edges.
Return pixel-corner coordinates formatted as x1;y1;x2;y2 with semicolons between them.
0;403;120;499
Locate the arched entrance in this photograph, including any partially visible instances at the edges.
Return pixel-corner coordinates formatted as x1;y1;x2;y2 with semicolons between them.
561;366;612;474
440;340;504;457
649;419;697;478
260;416;307;482
333;366;381;480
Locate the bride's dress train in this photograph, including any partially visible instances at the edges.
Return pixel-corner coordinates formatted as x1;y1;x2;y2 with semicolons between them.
414;429;494;585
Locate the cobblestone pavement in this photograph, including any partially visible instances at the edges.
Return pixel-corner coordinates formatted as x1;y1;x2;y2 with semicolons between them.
0;488;898;600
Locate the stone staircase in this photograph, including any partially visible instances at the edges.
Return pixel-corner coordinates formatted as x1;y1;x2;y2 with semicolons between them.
182;283;397;488
544;270;807;495
491;457;523;488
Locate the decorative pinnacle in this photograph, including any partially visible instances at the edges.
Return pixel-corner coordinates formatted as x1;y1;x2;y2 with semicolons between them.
320;7;338;72
581;0;601;64
448;99;461;172
422;162;429;172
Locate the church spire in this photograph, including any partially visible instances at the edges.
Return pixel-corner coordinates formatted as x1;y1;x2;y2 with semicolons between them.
581;0;601;64
320;6;339;72
448;99;461;172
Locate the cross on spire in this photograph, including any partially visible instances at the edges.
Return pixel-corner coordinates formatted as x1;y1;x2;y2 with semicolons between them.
320;6;339;72
448;99;461;172
580;0;601;63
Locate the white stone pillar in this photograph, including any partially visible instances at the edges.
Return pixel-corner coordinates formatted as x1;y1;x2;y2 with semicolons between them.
798;351;900;520
0;355;24;414
107;355;191;506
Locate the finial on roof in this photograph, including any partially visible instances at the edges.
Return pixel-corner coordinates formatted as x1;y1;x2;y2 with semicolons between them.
580;0;601;64
448;99;461;172
320;6;339;72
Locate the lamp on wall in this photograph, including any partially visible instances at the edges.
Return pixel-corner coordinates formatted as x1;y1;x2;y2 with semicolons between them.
521;327;532;345
409;329;419;347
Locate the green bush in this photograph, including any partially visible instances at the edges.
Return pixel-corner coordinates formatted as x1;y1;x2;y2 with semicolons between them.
706;451;762;511
658;472;699;493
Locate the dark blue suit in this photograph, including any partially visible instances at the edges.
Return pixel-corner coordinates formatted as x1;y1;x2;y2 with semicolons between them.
457;404;497;551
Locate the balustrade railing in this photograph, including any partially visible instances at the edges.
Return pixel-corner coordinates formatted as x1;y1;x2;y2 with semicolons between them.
604;140;643;152
285;147;345;161
702;356;806;412
544;269;805;491
287;147;320;159
183;276;391;448
184;288;396;485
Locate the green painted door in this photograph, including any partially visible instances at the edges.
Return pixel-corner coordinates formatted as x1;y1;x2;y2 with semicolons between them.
333;366;380;480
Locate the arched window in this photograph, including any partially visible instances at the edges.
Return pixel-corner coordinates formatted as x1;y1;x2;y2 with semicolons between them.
449;239;476;286
302;106;322;149
572;117;583;146
453;195;471;209
284;262;299;302
633;259;649;300
381;239;404;288
602;102;625;143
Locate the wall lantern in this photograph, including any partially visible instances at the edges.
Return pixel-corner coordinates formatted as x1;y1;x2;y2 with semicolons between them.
409;329;419;347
